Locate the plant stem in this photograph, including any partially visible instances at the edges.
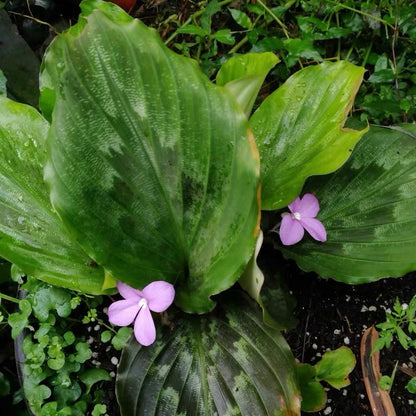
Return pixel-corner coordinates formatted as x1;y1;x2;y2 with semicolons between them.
165;0;236;45
0;292;19;304
228;35;249;54
256;0;290;39
326;0;395;31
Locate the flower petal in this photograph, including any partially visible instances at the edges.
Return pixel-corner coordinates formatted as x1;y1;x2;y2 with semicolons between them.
279;214;305;245
108;298;140;326
288;197;301;214
142;281;175;312
300;217;327;242
134;306;156;346
297;193;320;218
117;281;142;300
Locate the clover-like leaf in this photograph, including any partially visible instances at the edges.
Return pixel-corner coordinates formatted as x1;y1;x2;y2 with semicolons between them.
79;368;111;394
41;0;260;313
251;60;367;210
29;285;72;321
0;95;109;293
8;298;32;339
116;292;301;416
280;124;416;283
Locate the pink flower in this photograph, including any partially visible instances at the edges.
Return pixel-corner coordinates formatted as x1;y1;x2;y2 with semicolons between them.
279;193;327;246
108;281;175;346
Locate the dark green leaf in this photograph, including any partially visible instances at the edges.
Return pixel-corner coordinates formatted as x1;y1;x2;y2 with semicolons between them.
176;24;208;37
0;371;10;396
280;125;416;283
116;292;300;416
41;1;260;313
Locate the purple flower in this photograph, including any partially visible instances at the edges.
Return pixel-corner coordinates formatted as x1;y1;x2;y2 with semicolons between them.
279;193;327;246
108;280;175;346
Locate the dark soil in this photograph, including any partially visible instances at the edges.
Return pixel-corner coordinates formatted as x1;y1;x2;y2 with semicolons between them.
278;248;416;416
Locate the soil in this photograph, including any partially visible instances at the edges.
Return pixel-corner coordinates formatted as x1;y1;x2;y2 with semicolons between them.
277;246;416;416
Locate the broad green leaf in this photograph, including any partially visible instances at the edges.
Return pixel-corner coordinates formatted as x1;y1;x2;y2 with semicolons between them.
251;60;367;210
315;347;356;389
280;124;416;283
296;364;326;412
216;52;279;116
29;285;72;321
0;96;109;293
41;0;260;313
116;292;301;416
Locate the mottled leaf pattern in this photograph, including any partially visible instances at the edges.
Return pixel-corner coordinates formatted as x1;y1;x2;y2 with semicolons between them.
280;124;416;283
41;0;260;313
116;292;301;416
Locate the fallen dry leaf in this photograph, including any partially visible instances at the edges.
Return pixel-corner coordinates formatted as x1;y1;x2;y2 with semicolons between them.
361;326;396;416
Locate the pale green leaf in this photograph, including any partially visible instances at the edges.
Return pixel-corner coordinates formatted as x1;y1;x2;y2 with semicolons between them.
216;52;279;116
315;347;356;389
41;1;260;313
251;60;367;210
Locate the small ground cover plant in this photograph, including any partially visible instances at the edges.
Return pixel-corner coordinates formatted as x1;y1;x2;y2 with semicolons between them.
1;0;416;415
5;275;132;415
371;296;416;411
